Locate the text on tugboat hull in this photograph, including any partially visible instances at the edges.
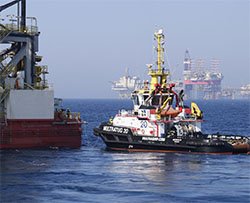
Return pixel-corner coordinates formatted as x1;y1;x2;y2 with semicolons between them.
103;126;129;134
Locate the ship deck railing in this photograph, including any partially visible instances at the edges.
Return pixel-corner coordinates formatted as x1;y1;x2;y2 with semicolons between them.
148;68;170;75
115;109;203;123
0;16;39;35
55;111;81;122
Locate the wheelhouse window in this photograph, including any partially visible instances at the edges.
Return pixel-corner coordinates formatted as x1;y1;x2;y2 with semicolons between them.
151;95;160;106
151;95;174;106
132;95;139;106
143;95;149;101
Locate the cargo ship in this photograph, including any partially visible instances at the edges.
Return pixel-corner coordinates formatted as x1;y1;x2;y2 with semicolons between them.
240;84;250;99
0;0;82;149
94;29;250;154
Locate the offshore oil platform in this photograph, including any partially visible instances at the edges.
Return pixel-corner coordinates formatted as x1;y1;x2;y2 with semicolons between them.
183;49;223;100
183;50;250;100
0;0;82;149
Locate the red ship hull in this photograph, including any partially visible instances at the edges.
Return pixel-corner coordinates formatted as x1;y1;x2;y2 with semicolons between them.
0;119;82;149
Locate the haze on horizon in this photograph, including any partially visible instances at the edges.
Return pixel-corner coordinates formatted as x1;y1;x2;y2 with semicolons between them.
1;0;249;99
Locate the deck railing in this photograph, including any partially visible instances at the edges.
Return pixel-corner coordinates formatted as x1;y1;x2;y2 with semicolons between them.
0;16;39;34
55;111;81;121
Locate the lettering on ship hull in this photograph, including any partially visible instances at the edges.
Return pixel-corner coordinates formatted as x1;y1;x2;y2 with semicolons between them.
103;126;129;134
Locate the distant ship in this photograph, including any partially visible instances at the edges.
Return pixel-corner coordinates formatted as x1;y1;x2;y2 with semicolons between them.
0;0;82;149
240;84;250;99
219;84;250;100
111;68;141;98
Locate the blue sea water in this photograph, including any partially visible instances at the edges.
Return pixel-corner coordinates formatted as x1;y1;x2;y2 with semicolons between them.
1;99;250;203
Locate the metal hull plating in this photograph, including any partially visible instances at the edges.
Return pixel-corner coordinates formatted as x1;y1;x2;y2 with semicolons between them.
106;143;233;155
0;119;82;149
94;125;250;155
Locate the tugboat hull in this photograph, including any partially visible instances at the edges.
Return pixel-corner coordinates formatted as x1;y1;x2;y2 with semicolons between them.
94;125;250;155
105;142;233;154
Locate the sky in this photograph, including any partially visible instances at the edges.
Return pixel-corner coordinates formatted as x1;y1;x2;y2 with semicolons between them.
1;0;249;98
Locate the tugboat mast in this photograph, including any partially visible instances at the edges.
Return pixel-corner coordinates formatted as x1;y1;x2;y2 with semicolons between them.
148;29;169;90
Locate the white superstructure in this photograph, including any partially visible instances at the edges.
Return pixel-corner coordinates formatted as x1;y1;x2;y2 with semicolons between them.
111;69;142;98
6;89;54;119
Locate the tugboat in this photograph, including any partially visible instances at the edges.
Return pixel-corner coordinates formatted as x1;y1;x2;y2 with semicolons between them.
94;29;250;154
0;0;82;149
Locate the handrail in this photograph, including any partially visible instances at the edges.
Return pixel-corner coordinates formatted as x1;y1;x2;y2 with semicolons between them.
0;24;9;30
0;16;39;35
24;82;35;90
